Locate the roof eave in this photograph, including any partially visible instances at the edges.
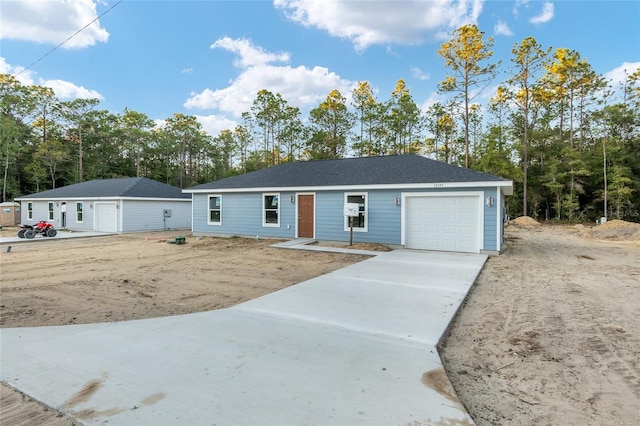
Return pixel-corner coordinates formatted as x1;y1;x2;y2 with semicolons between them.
184;180;514;194
15;196;191;201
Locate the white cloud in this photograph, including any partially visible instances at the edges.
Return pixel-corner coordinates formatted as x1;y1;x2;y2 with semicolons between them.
419;91;446;113
0;0;109;48
181;68;193;75
211;37;290;67
604;62;640;87
0;57;36;85
513;0;529;18
529;2;554;24
185;38;353;117
43;79;103;100
274;0;484;51
494;19;513;36
410;67;430;81
1;57;104;100
194;115;238;137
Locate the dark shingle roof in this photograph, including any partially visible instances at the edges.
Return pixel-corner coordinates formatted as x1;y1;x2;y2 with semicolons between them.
18;177;190;200
187;155;509;191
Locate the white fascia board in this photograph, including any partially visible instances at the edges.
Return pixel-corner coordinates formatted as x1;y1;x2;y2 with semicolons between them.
119;197;192;202
500;181;514;196
184;180;513;194
15;197;191;202
15;196;122;201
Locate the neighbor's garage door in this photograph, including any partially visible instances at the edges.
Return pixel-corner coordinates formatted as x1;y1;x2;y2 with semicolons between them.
405;195;480;253
94;202;117;232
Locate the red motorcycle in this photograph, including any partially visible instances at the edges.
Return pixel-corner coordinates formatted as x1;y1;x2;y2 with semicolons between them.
17;221;58;239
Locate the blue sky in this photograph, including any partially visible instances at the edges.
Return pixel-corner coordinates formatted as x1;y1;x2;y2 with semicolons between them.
1;0;639;136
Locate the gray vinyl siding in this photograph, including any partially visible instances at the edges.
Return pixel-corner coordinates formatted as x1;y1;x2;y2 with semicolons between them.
482;188;498;251
500;193;507;247
122;200;191;232
19;200;94;231
192;187;502;251
193;189;403;245
314;190;402;244
69;201;91;230
65;201;94;231
192;192;296;239
20;201;47;224
20;199;191;233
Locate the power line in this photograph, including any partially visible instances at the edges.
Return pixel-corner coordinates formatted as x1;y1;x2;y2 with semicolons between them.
16;0;124;76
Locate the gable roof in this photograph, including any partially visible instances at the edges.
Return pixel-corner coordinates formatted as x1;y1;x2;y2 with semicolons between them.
186;155;512;193
16;177;191;200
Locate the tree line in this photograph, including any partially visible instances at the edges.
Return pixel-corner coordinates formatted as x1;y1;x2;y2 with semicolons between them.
1;25;639;222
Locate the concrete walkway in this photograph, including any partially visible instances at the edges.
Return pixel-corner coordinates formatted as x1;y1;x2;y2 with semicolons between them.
0;248;487;425
0;230;114;245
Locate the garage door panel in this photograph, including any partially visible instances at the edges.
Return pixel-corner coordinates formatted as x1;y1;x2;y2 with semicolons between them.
425;199;441;208
426;211;441;220
443;211;457;220
443;226;457;234
442;240;458;250
95;203;117;232
406;195;480;253
460;213;474;222
460;226;476;236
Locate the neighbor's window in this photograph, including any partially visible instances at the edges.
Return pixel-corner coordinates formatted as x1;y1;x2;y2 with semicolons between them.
344;193;367;232
27;202;33;220
48;202;54;220
76;202;83;223
208;195;222;225
263;193;279;226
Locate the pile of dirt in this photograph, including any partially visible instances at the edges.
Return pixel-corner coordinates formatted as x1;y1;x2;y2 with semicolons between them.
584;219;640;241
508;216;541;228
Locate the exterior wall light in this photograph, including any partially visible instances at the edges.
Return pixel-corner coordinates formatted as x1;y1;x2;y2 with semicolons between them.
395;196;400;206
486;196;494;207
290;195;295;203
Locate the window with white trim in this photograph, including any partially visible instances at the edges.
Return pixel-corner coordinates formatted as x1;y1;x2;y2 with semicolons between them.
344;193;367;232
208;195;222;225
76;202;84;223
263;193;279;226
48;202;54;220
27;202;33;220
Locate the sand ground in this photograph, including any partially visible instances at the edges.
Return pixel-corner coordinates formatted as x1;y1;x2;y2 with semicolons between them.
440;220;640;425
1;222;639;425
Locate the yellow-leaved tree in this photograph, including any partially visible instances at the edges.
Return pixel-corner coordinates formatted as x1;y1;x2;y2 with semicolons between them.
437;24;498;168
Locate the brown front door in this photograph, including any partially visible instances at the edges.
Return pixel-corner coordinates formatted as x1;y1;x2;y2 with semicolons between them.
297;194;314;238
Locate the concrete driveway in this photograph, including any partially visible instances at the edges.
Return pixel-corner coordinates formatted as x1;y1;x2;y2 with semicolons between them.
0;247;487;425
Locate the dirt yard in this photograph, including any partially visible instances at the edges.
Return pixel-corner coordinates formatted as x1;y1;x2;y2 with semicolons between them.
1;222;639;425
440;219;640;425
0;232;371;328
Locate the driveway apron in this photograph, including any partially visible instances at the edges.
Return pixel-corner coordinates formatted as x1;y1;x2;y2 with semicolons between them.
0;249;487;425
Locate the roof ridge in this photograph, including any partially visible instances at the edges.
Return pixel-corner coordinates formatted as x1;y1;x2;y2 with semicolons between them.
121;176;145;196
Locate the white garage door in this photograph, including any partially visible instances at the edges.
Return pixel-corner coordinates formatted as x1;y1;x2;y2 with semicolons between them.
405;195;480;253
95;203;117;232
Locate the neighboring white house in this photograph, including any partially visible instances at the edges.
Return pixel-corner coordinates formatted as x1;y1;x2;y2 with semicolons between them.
184;155;514;254
16;177;191;233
